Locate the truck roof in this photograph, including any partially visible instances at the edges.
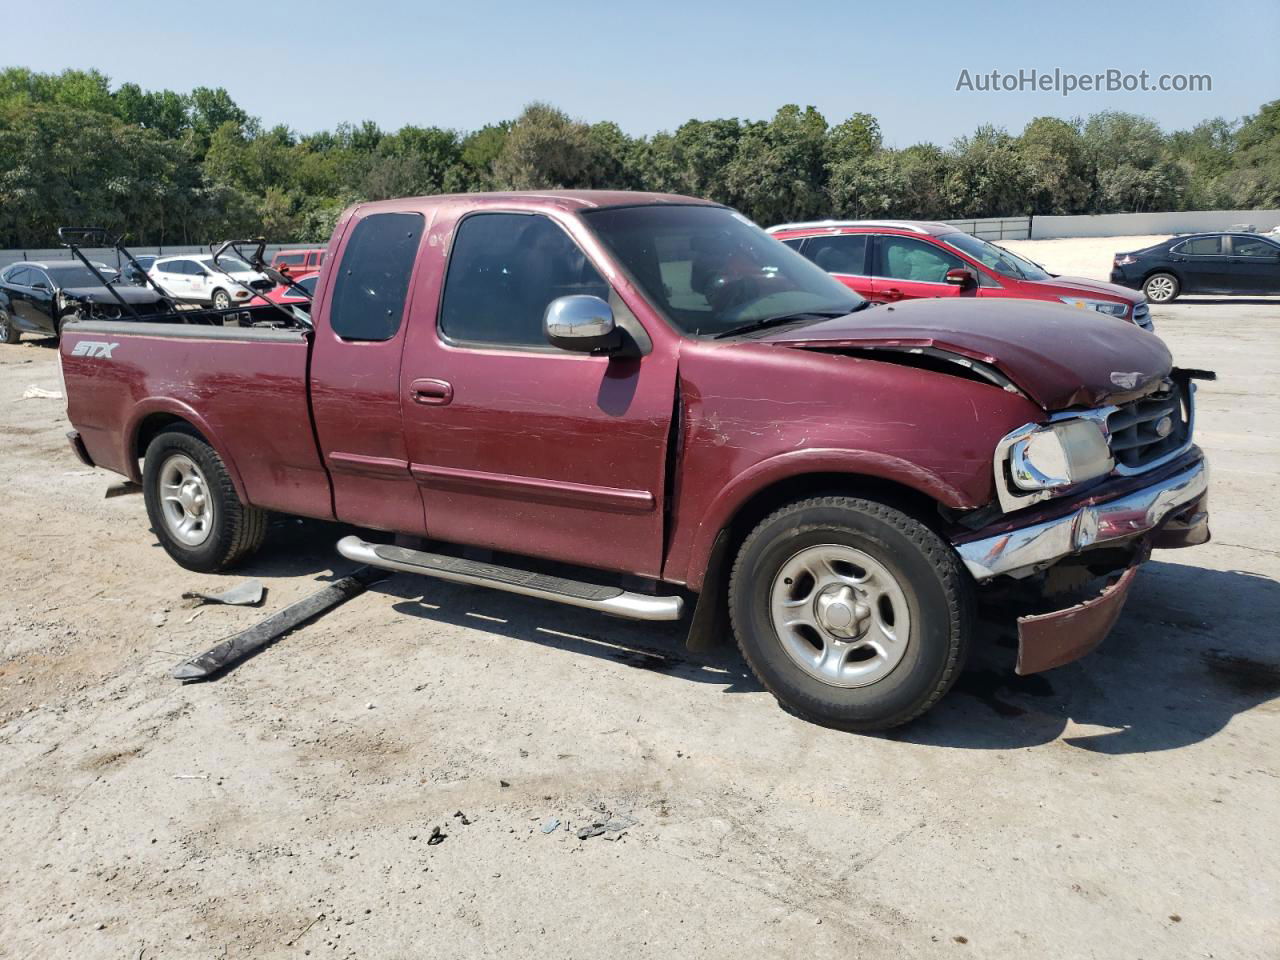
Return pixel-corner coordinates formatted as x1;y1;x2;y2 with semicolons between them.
348;189;718;217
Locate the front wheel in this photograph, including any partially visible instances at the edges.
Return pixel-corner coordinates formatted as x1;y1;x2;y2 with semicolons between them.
143;427;267;572
0;306;19;344
729;496;973;731
1143;272;1179;304
211;288;232;310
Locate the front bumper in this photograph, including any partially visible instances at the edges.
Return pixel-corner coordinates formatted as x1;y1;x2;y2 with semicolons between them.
955;456;1209;674
955;457;1208;581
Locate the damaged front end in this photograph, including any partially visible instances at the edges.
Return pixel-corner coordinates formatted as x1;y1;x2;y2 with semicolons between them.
951;370;1212;674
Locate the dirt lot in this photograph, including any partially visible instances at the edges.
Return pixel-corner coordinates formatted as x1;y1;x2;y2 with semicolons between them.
1;243;1278;958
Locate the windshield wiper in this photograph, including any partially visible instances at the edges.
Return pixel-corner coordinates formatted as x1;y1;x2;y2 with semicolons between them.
712;305;864;340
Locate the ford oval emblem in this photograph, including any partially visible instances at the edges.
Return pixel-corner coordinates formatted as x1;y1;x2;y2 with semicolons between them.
1154;415;1174;438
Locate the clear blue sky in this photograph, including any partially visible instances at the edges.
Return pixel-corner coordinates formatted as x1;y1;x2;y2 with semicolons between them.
16;0;1278;144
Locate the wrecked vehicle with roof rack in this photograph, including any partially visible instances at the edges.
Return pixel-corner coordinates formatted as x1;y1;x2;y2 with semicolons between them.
58;191;1211;730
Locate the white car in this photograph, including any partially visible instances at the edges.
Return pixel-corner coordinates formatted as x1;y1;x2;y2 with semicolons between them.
148;255;272;310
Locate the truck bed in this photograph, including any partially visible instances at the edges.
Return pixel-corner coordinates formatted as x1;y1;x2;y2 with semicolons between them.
60;317;333;520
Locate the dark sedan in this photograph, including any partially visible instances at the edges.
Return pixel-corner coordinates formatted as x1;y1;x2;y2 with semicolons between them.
1111;232;1280;303
0;261;169;343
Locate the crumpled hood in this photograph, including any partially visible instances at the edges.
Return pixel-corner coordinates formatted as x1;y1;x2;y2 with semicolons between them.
63;285;165;304
762;298;1172;410
1031;274;1144;304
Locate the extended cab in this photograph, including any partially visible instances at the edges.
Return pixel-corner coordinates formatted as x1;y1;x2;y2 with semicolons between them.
59;192;1211;730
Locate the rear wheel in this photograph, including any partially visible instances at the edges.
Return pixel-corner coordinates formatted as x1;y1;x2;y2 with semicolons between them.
143;427;267;572
0;307;19;344
1143;272;1179;304
211;288;232;310
729;496;972;731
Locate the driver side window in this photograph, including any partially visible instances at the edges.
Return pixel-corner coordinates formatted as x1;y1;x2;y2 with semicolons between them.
439;213;609;347
874;236;965;283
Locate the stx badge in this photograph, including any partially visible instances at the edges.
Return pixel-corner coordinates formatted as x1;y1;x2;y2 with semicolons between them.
70;340;118;358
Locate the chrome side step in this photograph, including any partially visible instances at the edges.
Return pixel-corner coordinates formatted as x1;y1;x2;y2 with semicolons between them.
336;536;683;622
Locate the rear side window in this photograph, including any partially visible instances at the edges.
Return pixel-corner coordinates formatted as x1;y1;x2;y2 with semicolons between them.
329;212;424;341
804;234;867;274
439;213;608;347
276;253;306;266
1176;236;1222;256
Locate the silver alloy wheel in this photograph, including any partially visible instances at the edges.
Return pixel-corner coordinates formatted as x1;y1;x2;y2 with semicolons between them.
769;544;911;688
1145;275;1176;302
158;453;215;546
212;290;231;310
0;309;9;339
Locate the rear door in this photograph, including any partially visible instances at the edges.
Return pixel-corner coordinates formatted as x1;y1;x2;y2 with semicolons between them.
308;209;428;535
868;234;969;302
1170;236;1229;292
1226;235;1280;293
797;233;874;299
399;209;677;577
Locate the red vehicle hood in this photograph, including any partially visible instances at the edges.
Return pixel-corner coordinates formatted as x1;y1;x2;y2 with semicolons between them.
762;298;1171;411
1026;274;1145;304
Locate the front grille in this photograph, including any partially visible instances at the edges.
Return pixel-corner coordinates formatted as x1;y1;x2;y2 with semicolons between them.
1106;380;1189;471
1132;301;1152;330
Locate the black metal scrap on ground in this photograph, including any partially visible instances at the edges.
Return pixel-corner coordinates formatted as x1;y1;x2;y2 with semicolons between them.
170;567;386;681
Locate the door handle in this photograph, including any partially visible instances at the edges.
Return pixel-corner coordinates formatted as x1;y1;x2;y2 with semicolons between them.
410;378;453;405
881;288;904;301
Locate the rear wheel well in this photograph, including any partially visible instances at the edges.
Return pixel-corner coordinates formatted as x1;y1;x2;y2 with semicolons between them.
135;413;204;462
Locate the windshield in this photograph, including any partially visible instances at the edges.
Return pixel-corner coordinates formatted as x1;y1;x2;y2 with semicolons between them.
582;205;863;337
939;232;1050;281
46;265;111;287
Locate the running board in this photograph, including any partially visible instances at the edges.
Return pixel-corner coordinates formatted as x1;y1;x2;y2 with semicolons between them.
336;536;683;621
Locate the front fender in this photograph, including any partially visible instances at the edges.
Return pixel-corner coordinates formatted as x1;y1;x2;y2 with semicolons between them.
679;448;972;590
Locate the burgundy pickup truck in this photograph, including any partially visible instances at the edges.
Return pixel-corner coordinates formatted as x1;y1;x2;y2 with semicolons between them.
59;191;1210;730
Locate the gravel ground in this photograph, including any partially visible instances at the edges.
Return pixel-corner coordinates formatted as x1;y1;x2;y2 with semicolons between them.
0;269;1277;958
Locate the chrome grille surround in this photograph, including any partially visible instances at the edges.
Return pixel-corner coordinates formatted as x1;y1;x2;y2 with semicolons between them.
993;379;1196;513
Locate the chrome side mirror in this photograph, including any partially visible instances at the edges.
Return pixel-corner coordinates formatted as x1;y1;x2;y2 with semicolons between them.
544;295;622;353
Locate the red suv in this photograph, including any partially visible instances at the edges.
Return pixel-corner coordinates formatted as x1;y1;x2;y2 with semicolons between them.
769;220;1153;332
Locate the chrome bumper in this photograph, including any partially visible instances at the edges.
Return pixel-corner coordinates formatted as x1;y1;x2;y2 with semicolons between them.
956;458;1208;581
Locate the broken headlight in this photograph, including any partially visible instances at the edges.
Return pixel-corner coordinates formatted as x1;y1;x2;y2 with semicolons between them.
1009;418;1114;493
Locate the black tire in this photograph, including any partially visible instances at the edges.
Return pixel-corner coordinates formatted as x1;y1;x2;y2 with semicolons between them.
1142;272;1179;304
211;288;232;310
728;496;973;731
0;306;19;344
143;427;267;572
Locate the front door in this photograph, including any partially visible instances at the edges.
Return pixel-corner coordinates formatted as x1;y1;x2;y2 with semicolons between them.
1226;235;1280;293
400;210;677;578
868;234;972;303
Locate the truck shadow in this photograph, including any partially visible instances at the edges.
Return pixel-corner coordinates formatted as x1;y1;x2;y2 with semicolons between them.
894;561;1280;754
380;575;760;692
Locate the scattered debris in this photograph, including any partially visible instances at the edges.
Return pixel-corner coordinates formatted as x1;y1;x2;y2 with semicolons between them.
172;774;209;780
104;481;142;499
286;913;325;947
540;817;560;834
452;810;472;825
1169;914;1182;923
20;386;62;400
499;779;510;788
427;826;446;846
576;815;637;841
182;579;265;607
151;612;167;628
184;609;206;625
170;567;384;681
